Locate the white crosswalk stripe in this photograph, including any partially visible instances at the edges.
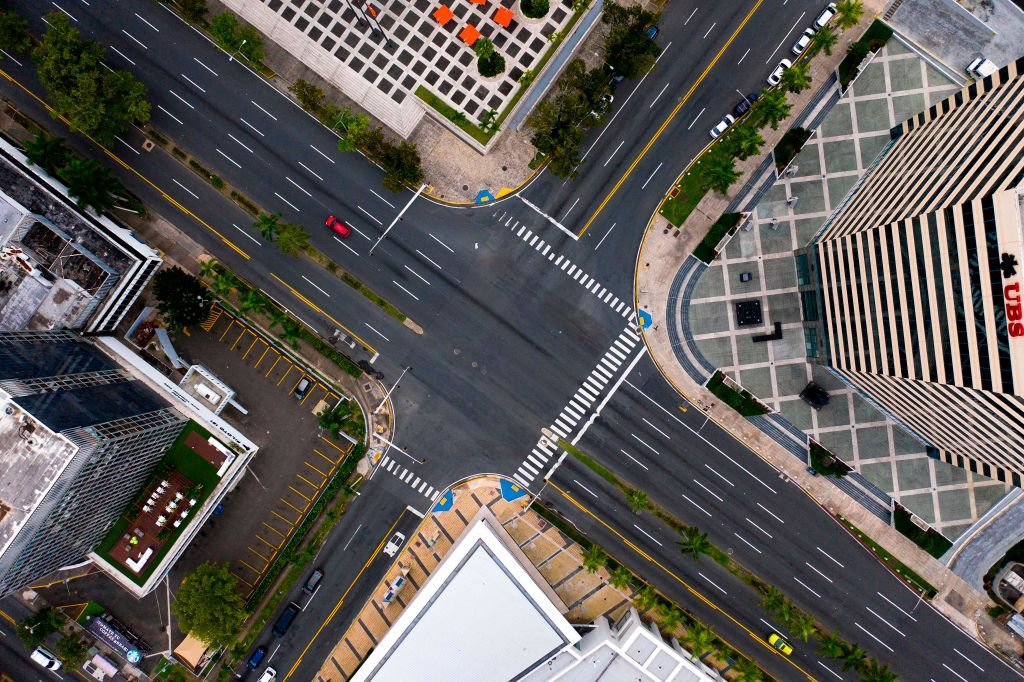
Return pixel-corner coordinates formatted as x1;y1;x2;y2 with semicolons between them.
379;455;438;499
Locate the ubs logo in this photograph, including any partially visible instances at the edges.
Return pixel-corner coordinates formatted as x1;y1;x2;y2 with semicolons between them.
1002;253;1024;337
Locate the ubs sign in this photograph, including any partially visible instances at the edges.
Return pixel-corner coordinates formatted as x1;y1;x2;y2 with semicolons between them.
1001;253;1024;337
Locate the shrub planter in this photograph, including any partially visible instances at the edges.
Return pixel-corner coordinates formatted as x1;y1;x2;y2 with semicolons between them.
517;0;550;24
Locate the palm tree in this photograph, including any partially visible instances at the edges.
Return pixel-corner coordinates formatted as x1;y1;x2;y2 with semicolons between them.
731;657;762;682
835;0;864;30
59;158;123;214
858;657;897;682
582;545;607;573
198;259;219;280
266;306;288;332
239;288;268;316
698;149;739;195
681;622;716;659
678;527;712;560
609;565;632;590
810;26;838;56
278;318;301;349
751;88;792;130
276;222;310;256
790;611;817;641
781;60;812;93
634;585;658;612
24;133;69;176
724;124;764;160
210;270;236;297
626;489;649;513
759;585;787;616
317;405;347;438
657;603;684;631
840;643;867;672
816;631;846;659
254;212;282;242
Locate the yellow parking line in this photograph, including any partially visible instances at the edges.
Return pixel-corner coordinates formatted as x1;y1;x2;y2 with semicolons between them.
313;448;337;466
247;545;270;563
255;534;278;551
265;355;283;378
288;484;312;502
242;337;260;359
289;375;307;395
301;458;325;475
271;509;297;526
269;273;379;356
297;473;322;491
232;328;251;350
302;385;325;406
263;521;287;538
219;319;236;341
238;559;262;575
231;570;254;587
281;497;305;514
254;345;272;368
319;436;348;454
277;364;295;386
325;392;340;404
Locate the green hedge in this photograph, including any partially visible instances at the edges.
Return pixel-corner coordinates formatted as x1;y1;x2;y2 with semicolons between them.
893;506;952;559
809;441;851;478
692;213;741;263
706;371;769;416
839;20;894;88
773;127;811;172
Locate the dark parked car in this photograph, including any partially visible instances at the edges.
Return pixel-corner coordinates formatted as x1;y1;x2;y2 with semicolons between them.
303;568;324;595
246;646;267;669
734;92;761;116
272;602;301;637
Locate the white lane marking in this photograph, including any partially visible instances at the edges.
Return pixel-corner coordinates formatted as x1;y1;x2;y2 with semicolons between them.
953;649;983;672
795;576;822;598
517;195;577;240
0;50;22;66
816;546;844;568
649;82;670;109
364;323;390;342
101;61;114;72
358;205;383;225
745;517;772;538
563;197;581;219
168;89;195;109
334;235;360;256
633;524;662;547
122;29;148;49
370;189;397;208
737;48;751;65
115;136;139;154
228;133;253;153
854;622;893;652
574;480;599;498
603;140;625;168
641;417;670;440
157;105;183;125
698;572;727;595
240;117;264;136
681;493;711;517
765;12;805;63
172;178;199;199
684;7;698;24
429;233;454;253
180;73;206;93
52;2;77;22
875;592;917;622
621;449;649;470
251;100;278;120
757;502;784;524
702;22;716;39
301;275;330;297
733;532;761;554
624;380;686;426
817;661;843;680
273;192;299;212
631;433;658;455
692;479;722;502
285;176;312;197
865;606;904;636
231;223;260;245
392;281;419;300
687;107;706;130
193;56;218;76
296;161;323;181
404;265;430;286
704;463;734;487
805;561;834;583
416;249;442;270
342;524;363;551
641;162;664;190
216;148;241;168
348;223;371;240
310;144;334;163
135;12;159;31
109;45;135;65
942;664;969;682
594;222;616;251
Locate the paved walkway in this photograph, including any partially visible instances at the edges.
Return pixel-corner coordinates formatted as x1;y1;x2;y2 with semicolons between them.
635;4;1022;657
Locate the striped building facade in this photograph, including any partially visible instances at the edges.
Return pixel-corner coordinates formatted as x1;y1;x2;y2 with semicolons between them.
807;56;1024;486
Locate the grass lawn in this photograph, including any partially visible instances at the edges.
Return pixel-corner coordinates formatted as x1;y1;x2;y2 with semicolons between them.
660;171;707;227
94;421;220;585
75;602;105;625
837;515;937;597
415;87;493;145
706;370;769;416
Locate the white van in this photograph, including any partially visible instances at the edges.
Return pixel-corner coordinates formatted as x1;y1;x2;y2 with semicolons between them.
31;647;62;670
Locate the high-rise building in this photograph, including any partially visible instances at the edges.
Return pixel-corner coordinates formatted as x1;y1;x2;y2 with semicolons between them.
805;56;1024;485
0;330;186;595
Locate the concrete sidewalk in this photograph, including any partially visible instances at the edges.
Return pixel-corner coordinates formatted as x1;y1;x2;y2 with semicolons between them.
634;4;1022;659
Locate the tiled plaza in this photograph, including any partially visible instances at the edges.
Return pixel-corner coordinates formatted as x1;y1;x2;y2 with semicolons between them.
688;40;1010;539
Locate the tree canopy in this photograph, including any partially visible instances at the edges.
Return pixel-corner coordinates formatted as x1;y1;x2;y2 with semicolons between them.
59;158;124;215
171;562;246;648
210;12;265;62
0;9;30;54
153;266;212;330
602;4;661;79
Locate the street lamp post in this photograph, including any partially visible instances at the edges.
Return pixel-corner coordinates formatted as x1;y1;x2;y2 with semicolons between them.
229;39;248;63
375;366;410;414
372;431;425;464
736;89;751;108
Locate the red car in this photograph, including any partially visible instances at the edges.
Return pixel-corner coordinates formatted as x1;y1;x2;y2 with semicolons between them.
325;215;351;238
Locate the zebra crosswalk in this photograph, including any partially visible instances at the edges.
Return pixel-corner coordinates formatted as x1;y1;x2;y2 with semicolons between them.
379;455;439;499
514;324;643;488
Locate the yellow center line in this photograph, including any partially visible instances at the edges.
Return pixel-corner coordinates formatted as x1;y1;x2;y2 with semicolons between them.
284;510;408;681
269;273;379;356
577;0;765;237
547;481;818;681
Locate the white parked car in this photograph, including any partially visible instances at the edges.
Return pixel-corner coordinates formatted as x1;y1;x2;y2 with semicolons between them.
813;2;837;29
257;667;277;682
768;59;792;86
383;532;405;557
709;114;736;139
791;28;816;56
31;647;62;670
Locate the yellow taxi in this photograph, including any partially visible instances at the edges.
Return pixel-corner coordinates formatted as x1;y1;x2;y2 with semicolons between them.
768;632;793;656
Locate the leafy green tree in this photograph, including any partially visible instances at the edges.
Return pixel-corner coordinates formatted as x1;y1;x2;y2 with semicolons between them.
521;0;549;19
751;88;792;130
318;402;362;439
780;59;812;93
276;222;310;256
681;622;716;658
336;111;371;152
626;488;649;513
16;609;62;649
474;38;506;77
858;657;897;682
59;158;124;214
254;211;282;242
33;13;150;144
635;585;658;612
210;270;236;297
179;0;209;23
731;657;762;682
840;643;868;672
698;147;739;195
656;602;684;630
609;565;633;590
210;12;264;62
724;124;764;160
0;10;31;54
172;562;246;648
527;59;608;177
289;78;325;112
817;631;846;659
278;317;301;348
602;4;661;79
835;0;864;30
582;544;607;573
24;132;69;176
238;288;268;316
810;26;838;56
678;527;712;560
54;635;88;668
381;141;424;192
153;266;211;330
